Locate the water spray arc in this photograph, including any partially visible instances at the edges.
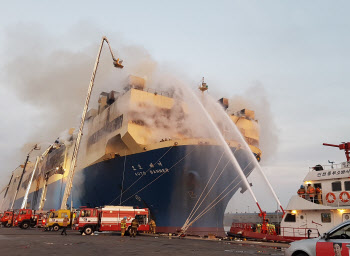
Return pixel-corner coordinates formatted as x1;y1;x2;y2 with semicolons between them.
60;36;124;210
209;96;284;214
181;87;260;233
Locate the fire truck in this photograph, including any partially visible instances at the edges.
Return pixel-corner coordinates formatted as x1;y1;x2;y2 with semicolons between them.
45;209;72;231
14;209;48;229
74;206;150;235
0;210;18;227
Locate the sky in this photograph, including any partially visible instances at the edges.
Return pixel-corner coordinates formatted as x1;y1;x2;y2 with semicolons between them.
0;0;349;213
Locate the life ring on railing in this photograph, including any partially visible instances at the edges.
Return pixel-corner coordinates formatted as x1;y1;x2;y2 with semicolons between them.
340;191;350;203
326;192;336;203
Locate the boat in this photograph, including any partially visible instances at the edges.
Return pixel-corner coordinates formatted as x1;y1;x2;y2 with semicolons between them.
228;142;350;241
0;75;261;236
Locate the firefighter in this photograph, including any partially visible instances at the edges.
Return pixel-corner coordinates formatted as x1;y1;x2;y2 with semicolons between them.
61;215;69;236
297;185;306;198
121;217;127;237
316;186;323;205
130;218;139;238
149;219;156;234
261;219;269;234
307;184;316;203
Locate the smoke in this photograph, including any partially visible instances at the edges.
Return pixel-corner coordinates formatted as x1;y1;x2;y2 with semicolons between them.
227;82;279;163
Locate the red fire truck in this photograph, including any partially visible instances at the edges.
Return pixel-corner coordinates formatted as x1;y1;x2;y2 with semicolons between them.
74;206;150;235
14;209;47;229
0;210;18;227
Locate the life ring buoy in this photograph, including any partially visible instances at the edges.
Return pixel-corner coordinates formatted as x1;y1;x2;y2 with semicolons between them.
340;191;350;203
326;192;336;203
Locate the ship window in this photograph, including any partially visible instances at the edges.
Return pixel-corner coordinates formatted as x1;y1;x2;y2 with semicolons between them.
321;213;331;223
345;181;350;191
284;213;296;222
332;181;342;192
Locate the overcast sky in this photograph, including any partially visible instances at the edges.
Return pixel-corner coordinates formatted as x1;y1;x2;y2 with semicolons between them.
0;0;349;213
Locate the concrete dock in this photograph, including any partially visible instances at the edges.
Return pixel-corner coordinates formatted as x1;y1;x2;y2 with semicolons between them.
0;228;287;256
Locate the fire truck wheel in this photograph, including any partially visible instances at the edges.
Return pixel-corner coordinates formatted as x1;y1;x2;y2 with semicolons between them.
84;226;93;235
5;223;11;228
294;253;308;256
53;225;60;231
21;222;29;229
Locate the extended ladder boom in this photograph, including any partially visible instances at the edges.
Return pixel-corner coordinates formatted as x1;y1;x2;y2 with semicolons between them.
60;37;123;210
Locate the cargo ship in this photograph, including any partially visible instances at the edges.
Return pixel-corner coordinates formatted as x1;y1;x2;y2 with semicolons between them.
0;76;261;236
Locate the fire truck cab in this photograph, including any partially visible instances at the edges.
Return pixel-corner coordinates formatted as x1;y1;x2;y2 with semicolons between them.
74;206;149;235
15;209;47;229
1;211;17;227
15;209;36;229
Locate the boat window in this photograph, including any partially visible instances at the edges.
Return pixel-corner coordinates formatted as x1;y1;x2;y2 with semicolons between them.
332;181;342;192
284;213;296;222
345;181;350;191
321;213;331;223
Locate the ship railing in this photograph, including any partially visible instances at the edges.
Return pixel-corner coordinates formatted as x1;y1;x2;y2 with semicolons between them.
231;222;254;232
309;162;350;172
144;88;173;97
299;192;350;207
279;226;319;238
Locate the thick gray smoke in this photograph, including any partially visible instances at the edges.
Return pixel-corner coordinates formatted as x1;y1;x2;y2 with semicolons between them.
227;83;279;163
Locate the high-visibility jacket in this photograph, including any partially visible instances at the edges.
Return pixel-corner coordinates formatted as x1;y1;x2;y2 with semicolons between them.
62;217;69;227
149;220;156;227
316;187;321;194
307;186;315;197
297;188;306;198
131;219;139;228
121;220;126;229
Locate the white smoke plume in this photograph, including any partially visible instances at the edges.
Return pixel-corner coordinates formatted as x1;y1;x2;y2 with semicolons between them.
227;82;279;163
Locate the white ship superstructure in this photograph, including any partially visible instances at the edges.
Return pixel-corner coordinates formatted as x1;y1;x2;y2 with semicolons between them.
281;142;350;238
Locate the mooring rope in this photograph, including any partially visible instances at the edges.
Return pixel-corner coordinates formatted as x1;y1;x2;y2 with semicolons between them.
120;148;195;205
185;159;231;227
182;160;254;232
184;147;238;229
119;150;127;205
183;150;225;228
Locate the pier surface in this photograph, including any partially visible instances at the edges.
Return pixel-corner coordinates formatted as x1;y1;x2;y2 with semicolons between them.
0;228;287;255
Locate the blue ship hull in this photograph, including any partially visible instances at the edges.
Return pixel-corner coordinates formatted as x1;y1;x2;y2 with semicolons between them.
13;144;253;235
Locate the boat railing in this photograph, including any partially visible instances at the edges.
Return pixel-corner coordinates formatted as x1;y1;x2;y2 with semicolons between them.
231;222;319;238
231;222;255;232
279;226;319;238
309;162;350;172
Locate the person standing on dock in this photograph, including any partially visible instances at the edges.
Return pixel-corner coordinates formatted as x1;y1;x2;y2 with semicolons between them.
61;215;69;236
130;218;139;238
149;219;156;234
121;217;127;237
307;184;316;203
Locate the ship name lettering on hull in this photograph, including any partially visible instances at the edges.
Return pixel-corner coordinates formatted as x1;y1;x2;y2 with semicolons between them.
134;168;169;176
